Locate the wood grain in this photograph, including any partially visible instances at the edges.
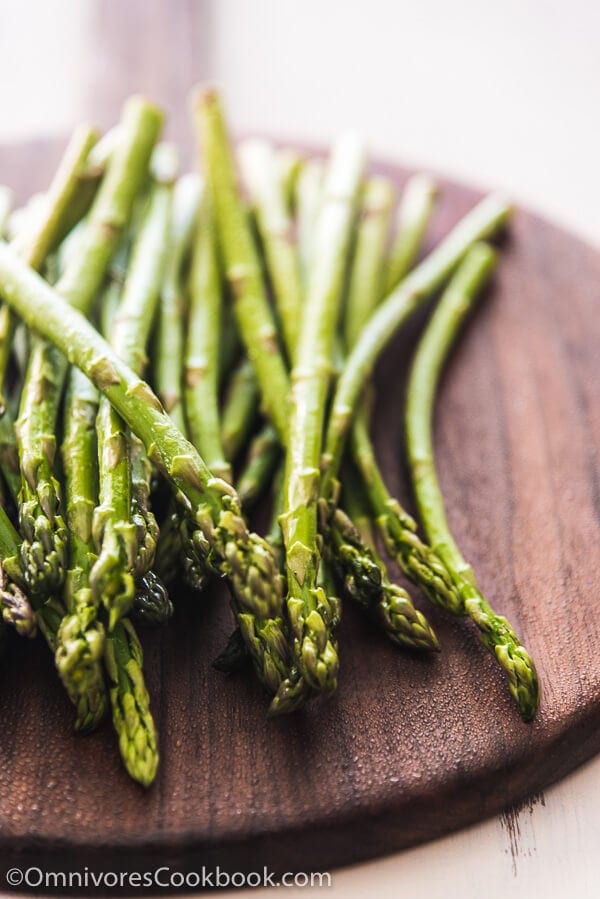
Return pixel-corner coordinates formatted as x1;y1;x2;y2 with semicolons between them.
0;138;599;888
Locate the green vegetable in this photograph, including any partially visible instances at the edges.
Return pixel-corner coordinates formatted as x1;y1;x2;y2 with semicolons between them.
193;88;290;440
239;138;304;361
16;97;163;600
0;240;290;701
184;192;231;482
405;242;539;719
91;144;176;628
104;617;159;787
385;174;437;291
277;133;364;699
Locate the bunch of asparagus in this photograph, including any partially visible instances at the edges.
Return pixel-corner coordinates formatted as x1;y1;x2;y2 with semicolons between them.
0;88;540;787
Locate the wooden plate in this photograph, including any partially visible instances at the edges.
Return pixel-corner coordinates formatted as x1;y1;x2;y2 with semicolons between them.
1;138;599;885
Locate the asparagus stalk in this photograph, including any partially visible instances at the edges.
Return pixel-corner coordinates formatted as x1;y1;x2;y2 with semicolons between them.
55;367;108;715
0;243;292;702
339;467;438;651
184;193;232;482
15;98;163;599
153;173;201;434
131;570;173;626
104;617;159;787
343;174;451;632
0;506;36;637
92;144;176;628
193;88;290;441
277;149;304;215
0;126;101;414
237;423;280;508
0;187;12;235
352;407;465;615
296;159;324;278
343;176;394;349
238;138;304;360
0;406;21;502
220;358;260;463
322;194;512;493
277;134;364;698
405;242;539;719
385;174;437;291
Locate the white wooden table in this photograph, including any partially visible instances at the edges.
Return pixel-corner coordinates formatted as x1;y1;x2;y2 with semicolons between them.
0;1;598;895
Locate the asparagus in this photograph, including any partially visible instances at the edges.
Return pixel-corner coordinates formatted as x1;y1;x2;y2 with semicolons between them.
343;174;454;628
193;88;290;441
0;187;12;235
0;242;292;702
220;357;260;463
91;145;176;629
150;175;201;590
0;506;36;637
343;176;394;350
352;407;464;615
296;159;324;278
55;367;108;713
0;126;101;413
385;174;437;291
15;98;163;599
153;173;201;434
237;423;280;508
277;134;364;698
405;242;539;719
184;193;232;482
104;617;159;787
0;406;21;502
131;570;173;626
238;138;304;360
277;149;304;215
339;467;438;651
322;194;512;494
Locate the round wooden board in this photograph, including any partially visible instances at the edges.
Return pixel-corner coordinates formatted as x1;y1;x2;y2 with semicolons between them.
0;138;599;888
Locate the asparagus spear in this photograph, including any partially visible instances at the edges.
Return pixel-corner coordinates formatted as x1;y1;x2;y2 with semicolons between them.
104;617;159;787
385;174;437;291
193;88;290;441
343;176;394;350
150;175;201;590
0;406;21;503
321;194;512;494
184;193;232;482
339;467;438;651
220;357;260;463
15;98;163;599
0;243;292;702
352;407;464;615
0;506;36;637
405;242;539;719
277;149;303;215
0;187;12;236
238;138;304;360
343;174;454;629
277;133;364;698
0;126;103;414
131;570;173;626
296;159;324;278
236;423;280;508
92;144;176;628
153;173;201;434
55;367;108;714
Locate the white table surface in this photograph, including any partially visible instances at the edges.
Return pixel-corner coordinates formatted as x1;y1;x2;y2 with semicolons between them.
0;1;599;895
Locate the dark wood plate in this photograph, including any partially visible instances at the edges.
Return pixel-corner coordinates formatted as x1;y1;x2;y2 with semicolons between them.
1;138;599;888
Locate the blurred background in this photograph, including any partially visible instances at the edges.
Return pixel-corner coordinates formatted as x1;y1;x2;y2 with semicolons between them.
0;0;598;242
0;1;599;896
